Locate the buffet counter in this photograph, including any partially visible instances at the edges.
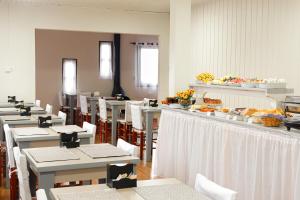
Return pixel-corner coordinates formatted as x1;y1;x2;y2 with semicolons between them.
152;108;300;200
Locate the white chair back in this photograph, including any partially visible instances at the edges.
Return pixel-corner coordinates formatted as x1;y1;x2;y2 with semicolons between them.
93;91;100;97
36;189;48;200
13;147;32;200
125;101;144;123
83;121;96;144
117;139;139;157
194;174;237;200
99;99;108;121
35;99;41;107
4;124;15;169
131;105;143;130
45;104;53;114
58;111;67;125
80;95;88;114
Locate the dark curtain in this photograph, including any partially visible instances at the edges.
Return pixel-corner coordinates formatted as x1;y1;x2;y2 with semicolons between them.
112;34;125;96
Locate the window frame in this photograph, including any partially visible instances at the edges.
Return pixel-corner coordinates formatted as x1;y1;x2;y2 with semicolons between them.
136;45;159;88
62;58;77;95
99;41;113;80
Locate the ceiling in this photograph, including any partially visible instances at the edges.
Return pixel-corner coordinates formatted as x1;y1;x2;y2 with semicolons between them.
8;0;208;13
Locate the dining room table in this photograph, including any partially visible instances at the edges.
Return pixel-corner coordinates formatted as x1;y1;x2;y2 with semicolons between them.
49;178;212;200
0;114;64;141
0;101;35;108
141;106;161;162
23;143;139;198
11;125;92;149
0;106;46;116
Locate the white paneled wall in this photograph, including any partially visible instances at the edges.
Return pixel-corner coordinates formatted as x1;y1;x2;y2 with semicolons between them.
191;0;300;108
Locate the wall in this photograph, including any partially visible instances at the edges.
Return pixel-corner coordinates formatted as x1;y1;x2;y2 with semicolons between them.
35;30;158;111
35;29;114;110
121;34;159;100
0;1;169;103
191;0;300;108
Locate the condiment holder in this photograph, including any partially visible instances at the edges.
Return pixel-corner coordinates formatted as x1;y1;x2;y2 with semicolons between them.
60;132;80;148
38;116;52;128
106;163;137;189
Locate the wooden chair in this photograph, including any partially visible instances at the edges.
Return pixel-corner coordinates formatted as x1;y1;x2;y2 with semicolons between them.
79;95;91;126
45;104;53;114
117;138;139;157
13;147;31;200
117;101;143;142
58;111;67;126
98;99;111;143
4;124;18;200
194;174;237;200
82;121;97;144
131;105;157;160
58;92;70;113
0;141;6;187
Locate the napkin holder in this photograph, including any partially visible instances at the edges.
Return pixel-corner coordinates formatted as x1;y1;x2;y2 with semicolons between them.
20;106;31;116
149;99;158;107
38;116;52;128
106;163;137;189
14;100;24;108
60;132;80;148
8;96;16;103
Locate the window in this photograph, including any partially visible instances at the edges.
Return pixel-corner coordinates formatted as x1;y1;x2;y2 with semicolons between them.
99;41;113;79
137;46;159;87
62;58;77;95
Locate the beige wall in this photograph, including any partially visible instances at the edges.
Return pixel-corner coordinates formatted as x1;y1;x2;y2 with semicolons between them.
191;0;300;108
35;29;114;111
121;34;158;100
0;1;169;103
35;30;158;112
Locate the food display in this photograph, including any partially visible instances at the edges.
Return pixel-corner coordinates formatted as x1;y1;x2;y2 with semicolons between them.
196;73;215;83
199;107;216;113
203;98;222;105
261;114;284;127
195;72;287;89
161;97;178;105
259;78;286;89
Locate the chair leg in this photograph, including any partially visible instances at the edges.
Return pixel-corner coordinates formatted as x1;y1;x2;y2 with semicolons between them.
140;132;144;160
105;122;109;143
99;121;103;143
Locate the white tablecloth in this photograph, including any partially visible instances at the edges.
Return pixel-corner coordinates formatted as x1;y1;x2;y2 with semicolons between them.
152;109;300;200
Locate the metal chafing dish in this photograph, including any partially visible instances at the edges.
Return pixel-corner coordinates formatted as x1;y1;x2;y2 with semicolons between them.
283;96;300;131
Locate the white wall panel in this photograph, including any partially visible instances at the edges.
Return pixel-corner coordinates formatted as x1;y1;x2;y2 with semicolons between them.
192;0;300;108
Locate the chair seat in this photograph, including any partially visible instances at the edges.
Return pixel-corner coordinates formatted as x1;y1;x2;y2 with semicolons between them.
117;119;132;125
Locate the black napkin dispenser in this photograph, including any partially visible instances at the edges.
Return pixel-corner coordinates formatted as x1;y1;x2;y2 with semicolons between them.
106;163;137;189
38;116;52;128
20;106;31;116
149;99;158;107
60;132;80;148
8;96;16;103
14;100;24;108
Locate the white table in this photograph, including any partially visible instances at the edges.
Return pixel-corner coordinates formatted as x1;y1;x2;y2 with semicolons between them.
0;107;46;116
153;108;300;200
0;114;64;141
23;144;139;198
107;101;126;145
142;107;161;162
49;178;212;200
11;125;92;149
0;102;35;108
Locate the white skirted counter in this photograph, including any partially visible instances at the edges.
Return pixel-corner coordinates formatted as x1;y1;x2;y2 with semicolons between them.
152;108;300;200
